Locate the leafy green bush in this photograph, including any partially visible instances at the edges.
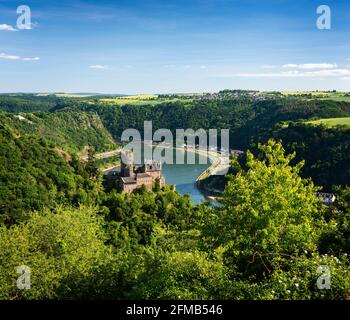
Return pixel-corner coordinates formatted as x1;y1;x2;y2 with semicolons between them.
0;206;121;299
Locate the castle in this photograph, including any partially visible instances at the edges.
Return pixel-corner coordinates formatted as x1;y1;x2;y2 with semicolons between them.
105;150;165;193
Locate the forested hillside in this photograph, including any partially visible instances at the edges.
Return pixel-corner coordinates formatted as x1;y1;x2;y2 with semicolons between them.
0;124;102;225
0;111;116;153
3;94;350;151
78;97;350;149
250;123;349;191
0;94;65;112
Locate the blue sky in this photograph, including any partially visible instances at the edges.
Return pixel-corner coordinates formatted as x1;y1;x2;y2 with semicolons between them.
0;0;350;93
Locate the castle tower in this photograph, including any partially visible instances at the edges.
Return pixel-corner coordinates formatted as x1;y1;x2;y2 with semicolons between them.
121;150;134;177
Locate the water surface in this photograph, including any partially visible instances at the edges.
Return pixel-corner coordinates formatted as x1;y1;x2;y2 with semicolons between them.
162;149;210;205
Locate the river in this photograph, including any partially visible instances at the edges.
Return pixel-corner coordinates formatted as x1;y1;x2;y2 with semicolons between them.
100;147;217;205
162;148;211;205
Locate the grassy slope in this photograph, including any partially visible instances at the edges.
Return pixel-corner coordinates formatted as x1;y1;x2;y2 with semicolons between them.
306;117;350;128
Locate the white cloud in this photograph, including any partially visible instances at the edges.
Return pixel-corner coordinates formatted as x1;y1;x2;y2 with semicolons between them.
0;24;17;31
282;63;337;69
22;57;40;61
0;53;40;61
89;65;108;70
0;53;21;60
233;69;350;78
200;65;207;69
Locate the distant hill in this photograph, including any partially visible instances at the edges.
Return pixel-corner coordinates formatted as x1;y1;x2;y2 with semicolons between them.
0;94;129;112
259;122;350;191
0;94;65;112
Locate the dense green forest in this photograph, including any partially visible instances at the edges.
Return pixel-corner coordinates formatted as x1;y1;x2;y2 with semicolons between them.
76;97;350;149
0;124;102;225
0;94;66;112
257;123;350;191
0;93;350;300
2;93;350;150
0;110;116;153
1;140;349;299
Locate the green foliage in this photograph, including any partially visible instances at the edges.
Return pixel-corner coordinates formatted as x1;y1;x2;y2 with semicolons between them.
0;94;64;112
318;187;350;255
263;123;350;190
0;110;116;153
203;140;323;278
130;249;233;299
0;125;102;224
101;187;197;246
264;254;350;300
0;206;121;299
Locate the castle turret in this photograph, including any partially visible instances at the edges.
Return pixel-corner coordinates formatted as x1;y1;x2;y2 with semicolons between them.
121;150;134;177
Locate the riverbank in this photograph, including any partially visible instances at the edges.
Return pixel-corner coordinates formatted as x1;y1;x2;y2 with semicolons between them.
192;148;229;200
196;175;226;200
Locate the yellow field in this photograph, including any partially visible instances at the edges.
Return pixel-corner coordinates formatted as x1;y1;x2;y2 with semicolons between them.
283;91;331;96
283;91;350;102
99;94;160;105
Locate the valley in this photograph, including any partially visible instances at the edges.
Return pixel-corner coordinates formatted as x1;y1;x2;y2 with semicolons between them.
1;90;350;300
